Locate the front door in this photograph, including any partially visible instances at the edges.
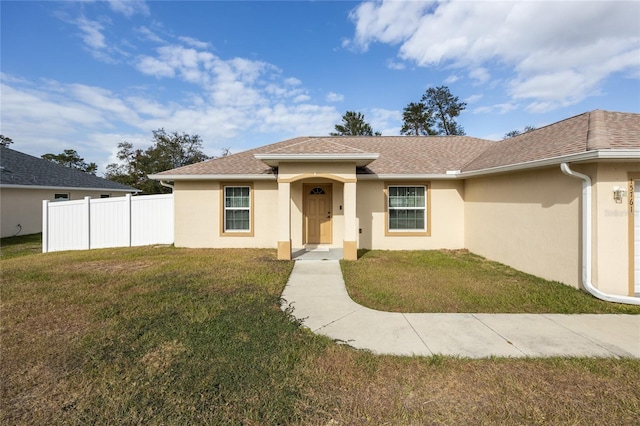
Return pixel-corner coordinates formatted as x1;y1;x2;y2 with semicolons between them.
304;184;332;244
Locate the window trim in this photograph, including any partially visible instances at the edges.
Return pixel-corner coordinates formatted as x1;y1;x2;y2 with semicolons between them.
220;183;254;237
53;193;69;201
384;182;431;236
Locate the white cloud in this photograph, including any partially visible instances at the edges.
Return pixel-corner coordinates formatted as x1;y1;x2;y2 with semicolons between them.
256;104;339;136
469;67;490;85
136;26;164;43
293;94;311;103
178;36;210;50
443;74;459;84
472;102;518;115
106;0;149;17
326;92;344;102
284;77;302;86
387;60;405;70
465;94;483;104
368;108;401;135
349;0;432;50
348;0;640;112
136;55;176;78
75;16;106;50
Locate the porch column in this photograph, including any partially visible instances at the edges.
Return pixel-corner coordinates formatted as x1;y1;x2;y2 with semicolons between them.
277;181;292;260
343;181;358;260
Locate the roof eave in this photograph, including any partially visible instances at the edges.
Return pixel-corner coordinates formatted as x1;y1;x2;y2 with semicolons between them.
356;173;458;180
147;174;276;181
458;149;640;178
0;184;140;192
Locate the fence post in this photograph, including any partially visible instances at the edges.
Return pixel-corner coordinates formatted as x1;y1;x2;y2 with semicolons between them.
126;193;132;247
42;200;49;253
85;196;91;250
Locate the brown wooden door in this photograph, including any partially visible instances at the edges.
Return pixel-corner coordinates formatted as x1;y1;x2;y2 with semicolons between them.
304;184;332;244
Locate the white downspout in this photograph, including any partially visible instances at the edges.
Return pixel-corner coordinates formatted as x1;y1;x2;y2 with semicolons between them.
561;163;640;305
160;181;174;191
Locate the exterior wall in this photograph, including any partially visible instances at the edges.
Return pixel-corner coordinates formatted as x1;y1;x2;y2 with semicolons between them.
173;180;278;248
464;167;581;288
278;162;356;182
356;180;466;250
0;187;126;238
591;162;640;296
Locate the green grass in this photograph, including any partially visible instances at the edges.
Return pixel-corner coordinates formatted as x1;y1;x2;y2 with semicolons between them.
2;240;640;424
341;249;640;314
0;233;42;259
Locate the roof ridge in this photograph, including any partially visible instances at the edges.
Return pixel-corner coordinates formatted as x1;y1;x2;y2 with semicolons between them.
266;137;370;154
586;110;611;150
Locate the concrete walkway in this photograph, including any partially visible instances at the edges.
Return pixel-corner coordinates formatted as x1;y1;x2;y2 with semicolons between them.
281;260;640;358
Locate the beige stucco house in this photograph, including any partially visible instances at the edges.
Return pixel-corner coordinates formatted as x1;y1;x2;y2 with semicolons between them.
149;110;640;301
0;147;139;238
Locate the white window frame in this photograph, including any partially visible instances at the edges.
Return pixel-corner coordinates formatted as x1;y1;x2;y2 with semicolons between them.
387;185;428;233
223;185;251;233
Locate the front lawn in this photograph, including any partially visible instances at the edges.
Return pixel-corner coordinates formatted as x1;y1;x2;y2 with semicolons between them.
341;250;640;314
2;242;639;424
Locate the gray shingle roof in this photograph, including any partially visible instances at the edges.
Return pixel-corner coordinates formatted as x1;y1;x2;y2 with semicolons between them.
153;110;639;178
0;147;139;191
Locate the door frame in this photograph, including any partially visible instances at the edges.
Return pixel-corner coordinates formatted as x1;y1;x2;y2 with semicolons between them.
303;183;332;245
629;174;640;296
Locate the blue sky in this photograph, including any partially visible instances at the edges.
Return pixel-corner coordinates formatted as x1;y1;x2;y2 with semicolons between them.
2;0;639;174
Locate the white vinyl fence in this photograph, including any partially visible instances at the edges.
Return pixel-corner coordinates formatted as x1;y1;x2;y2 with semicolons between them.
42;193;174;253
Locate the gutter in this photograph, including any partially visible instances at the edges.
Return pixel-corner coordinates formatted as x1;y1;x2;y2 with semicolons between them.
147;174;277;181
159;180;174;191
0;184;139;192
560;163;640;305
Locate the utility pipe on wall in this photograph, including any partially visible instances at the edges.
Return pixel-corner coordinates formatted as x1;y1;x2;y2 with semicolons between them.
560;162;640;305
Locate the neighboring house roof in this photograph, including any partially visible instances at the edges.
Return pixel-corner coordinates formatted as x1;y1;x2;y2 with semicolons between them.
150;110;640;180
0;147;139;192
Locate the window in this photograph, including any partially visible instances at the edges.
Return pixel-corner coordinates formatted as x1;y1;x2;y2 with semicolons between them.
387;185;428;234
223;186;251;233
100;194;110;198
54;193;69;201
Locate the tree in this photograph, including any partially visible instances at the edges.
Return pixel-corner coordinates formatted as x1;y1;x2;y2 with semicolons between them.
41;149;98;175
105;129;210;194
104;142;148;189
400;102;437;136
421;86;466;135
504;125;536;139
330;111;381;136
0;135;13;147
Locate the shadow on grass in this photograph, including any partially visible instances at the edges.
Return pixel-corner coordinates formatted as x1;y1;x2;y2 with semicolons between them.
0;233;42;259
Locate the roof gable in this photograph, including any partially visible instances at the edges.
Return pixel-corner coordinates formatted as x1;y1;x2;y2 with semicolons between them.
0;147;138;191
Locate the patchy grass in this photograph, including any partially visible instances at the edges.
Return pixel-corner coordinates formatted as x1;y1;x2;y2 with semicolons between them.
2;246;639;424
0;233;42;259
341;250;640;314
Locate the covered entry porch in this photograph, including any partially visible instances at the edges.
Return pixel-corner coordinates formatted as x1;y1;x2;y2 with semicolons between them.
255;152;378;261
276;174;358;261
